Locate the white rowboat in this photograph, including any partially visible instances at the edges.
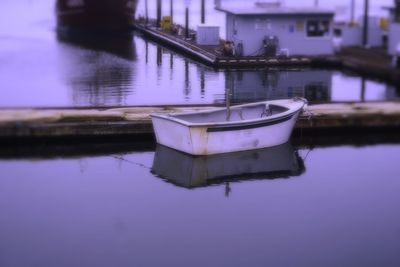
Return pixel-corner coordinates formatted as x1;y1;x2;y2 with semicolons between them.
151;98;307;155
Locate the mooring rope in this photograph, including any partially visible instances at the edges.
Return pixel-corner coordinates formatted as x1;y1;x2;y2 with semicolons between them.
111;155;151;170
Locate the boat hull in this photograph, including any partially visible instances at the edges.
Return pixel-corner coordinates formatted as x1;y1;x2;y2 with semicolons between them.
56;0;137;32
151;99;305;155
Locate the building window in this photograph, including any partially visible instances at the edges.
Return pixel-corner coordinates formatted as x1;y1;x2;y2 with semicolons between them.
306;20;330;37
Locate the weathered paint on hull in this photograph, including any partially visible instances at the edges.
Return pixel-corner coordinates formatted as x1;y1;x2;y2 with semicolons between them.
152;114;300;155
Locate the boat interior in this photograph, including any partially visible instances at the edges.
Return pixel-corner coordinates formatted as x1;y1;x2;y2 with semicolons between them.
173;104;289;123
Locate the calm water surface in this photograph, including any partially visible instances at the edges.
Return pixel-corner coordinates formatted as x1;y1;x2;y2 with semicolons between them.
1;1;400;266
1;144;400;266
0;0;399;107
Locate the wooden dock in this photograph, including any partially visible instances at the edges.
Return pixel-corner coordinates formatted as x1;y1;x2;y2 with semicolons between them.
134;23;400;84
134;23;340;69
338;47;400;85
1;102;400;140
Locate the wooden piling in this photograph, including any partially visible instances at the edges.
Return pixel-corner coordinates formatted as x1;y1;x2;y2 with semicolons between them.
201;0;205;24
362;0;369;47
156;0;161;27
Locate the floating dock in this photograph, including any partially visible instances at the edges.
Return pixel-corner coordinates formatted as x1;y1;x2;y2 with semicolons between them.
338;47;400;85
134;23;400;85
1;102;400;140
134;23;340;69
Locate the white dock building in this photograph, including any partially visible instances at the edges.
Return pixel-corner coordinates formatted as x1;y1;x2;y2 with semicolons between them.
217;2;335;57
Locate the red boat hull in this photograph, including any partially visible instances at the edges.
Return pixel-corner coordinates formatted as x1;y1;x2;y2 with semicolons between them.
56;0;137;32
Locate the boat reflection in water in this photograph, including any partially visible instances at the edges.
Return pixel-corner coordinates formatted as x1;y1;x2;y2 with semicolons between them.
152;142;305;190
56;30;136;61
56;30;136;106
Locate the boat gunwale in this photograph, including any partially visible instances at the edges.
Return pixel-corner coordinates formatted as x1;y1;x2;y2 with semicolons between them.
150;100;305;129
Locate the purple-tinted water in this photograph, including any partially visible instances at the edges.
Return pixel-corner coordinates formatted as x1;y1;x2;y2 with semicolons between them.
0;144;400;267
1;1;400;266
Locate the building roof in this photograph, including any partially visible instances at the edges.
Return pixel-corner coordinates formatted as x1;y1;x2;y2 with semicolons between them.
216;5;334;16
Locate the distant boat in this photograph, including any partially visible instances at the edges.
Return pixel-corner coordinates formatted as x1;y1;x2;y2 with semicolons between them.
151;98;307;155
151;142;305;189
56;0;137;33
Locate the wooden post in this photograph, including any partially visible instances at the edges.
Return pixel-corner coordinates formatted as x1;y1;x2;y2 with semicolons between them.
156;0;162;28
170;0;174;24
201;0;205;24
145;0;149;25
395;0;400;22
350;0;355;25
361;77;366;102
362;0;369;47
185;6;189;39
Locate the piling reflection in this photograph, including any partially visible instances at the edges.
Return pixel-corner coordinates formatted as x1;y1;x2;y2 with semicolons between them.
57;31;136;106
151;142;305;189
52;30;400;107
57;30;137;60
